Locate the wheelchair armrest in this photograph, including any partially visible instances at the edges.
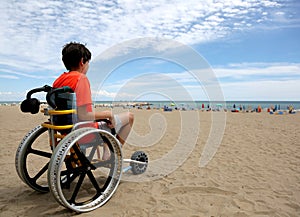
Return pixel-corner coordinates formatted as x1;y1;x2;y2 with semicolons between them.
73;121;96;130
73;119;116;135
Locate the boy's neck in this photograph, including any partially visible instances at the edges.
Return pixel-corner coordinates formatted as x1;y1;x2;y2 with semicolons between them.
69;70;82;73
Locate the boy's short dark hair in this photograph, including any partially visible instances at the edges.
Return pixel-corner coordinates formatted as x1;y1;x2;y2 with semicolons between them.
62;42;91;70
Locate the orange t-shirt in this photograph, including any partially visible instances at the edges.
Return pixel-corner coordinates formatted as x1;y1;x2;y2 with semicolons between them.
53;71;92;112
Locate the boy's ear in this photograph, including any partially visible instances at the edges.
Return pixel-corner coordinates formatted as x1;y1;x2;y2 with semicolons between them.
79;58;84;66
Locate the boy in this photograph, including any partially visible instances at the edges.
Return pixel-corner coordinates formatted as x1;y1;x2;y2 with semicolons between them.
53;42;134;160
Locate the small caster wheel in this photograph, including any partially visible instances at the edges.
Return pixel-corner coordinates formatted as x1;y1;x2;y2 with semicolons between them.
130;151;148;175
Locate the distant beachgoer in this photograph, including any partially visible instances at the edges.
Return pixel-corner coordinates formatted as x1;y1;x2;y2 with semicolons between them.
288;105;294;114
257;105;262;113
207;104;211;111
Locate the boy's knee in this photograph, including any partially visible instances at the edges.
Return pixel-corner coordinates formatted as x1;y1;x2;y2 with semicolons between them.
129;112;134;121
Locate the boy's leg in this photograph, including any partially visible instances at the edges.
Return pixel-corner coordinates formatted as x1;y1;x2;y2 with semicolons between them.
97;121;112;161
114;112;134;145
102;143;111;161
100;112;134;160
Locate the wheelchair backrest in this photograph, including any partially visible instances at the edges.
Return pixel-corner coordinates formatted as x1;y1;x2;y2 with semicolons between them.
54;92;76;110
52;92;78;127
20;85;76;125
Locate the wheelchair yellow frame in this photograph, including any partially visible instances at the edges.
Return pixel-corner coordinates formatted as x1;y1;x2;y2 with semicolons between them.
41;109;76;149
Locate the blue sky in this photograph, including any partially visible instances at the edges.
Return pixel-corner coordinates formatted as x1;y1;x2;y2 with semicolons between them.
0;0;299;101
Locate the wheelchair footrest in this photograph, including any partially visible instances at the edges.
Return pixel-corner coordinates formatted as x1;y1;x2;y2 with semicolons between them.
122;166;132;173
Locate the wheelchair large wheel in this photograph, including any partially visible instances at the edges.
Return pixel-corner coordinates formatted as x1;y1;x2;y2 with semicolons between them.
48;127;122;213
15;125;51;193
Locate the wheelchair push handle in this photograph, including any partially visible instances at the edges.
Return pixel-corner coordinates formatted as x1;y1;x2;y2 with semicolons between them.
26;85;52;99
46;86;74;109
21;85;73;114
21;85;52;114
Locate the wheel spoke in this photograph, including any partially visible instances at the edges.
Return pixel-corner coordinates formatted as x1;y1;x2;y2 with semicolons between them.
86;170;101;192
30;148;52;158
69;172;86;204
72;144;96;170
60;168;81;189
87;145;97;161
32;162;49;181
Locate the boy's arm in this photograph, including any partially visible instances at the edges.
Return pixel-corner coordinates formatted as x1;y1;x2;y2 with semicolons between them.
77;105;113;121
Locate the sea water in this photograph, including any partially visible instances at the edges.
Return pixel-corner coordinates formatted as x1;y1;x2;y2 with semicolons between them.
94;101;300;111
1;101;299;111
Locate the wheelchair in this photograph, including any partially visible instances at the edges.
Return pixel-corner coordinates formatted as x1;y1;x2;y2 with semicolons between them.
15;85;148;213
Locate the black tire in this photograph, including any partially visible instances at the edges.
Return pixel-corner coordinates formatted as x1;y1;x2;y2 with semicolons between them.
130;151;148;175
15;125;51;193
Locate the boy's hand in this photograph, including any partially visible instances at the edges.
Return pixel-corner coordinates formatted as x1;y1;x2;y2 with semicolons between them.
107;117;116;135
107;117;115;129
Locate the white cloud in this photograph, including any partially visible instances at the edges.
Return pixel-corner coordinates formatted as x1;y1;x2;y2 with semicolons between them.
214;62;300;79
221;79;300;101
0;0;288;65
0;91;24;101
92;89;116;99
0;74;19;79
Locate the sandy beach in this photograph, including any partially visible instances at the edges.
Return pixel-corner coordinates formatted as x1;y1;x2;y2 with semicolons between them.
0;105;299;216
